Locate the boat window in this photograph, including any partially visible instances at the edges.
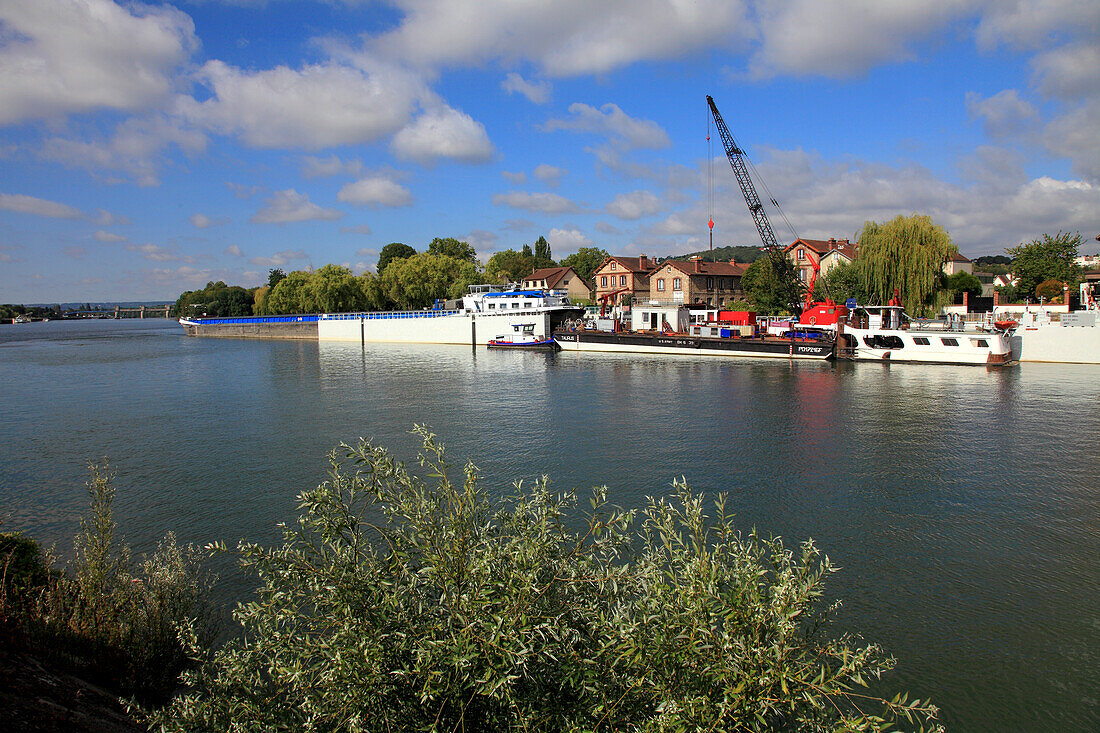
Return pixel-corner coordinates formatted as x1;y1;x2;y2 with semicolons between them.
524;302;533;308
512;303;520;309
941;337;959;346
913;337;930;345
487;303;495;310
971;338;989;347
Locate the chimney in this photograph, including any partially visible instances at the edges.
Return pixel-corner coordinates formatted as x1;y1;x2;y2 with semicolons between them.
691;255;701;272
993;290;1000;307
829;237;836;250
639;254;649;269
729;258;736;267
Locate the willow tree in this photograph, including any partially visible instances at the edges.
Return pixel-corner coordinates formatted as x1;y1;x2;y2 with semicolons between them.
855;214;957;315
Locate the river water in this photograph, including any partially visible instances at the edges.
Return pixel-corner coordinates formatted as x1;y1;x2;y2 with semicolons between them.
1;318;1096;731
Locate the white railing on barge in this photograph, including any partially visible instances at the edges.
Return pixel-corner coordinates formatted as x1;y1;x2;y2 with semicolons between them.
320;310;461;320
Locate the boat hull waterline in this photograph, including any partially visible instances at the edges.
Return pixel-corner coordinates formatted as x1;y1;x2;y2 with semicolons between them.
553;330;835;360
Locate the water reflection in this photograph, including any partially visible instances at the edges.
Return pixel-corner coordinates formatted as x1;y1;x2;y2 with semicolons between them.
1;322;1097;730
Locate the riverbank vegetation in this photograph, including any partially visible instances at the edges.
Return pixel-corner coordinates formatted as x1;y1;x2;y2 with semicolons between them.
3;431;940;731
0;463;218;709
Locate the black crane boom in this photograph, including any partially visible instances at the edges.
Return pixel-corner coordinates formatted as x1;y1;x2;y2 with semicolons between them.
707;94;803;313
706;95;780;252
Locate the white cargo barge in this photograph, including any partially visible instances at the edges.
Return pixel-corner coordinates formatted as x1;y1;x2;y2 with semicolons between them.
181;286;584;346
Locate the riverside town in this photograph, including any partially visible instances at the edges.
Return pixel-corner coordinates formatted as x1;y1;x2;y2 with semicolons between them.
2;4;1098;732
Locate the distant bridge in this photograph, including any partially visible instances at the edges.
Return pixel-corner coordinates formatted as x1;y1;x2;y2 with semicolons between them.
65;305;173;319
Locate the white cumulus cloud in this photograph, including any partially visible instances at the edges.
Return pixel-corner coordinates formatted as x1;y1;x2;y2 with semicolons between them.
547;227;593;254
501;73;551;104
337;176;414;208
491;191;582;214
251;189;343;224
0;192;82;219
606;190;662;220
180;60;424;150
391;105;495;164
0;0;197;124
544;103;669;150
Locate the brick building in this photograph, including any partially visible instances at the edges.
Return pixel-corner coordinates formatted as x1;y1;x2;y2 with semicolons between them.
645;256;747;307
592;255;658;306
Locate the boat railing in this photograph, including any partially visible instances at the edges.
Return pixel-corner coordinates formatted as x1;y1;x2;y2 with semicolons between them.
321;309;462;321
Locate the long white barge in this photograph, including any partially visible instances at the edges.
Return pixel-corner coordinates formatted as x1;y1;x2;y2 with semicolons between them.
180;286;584;346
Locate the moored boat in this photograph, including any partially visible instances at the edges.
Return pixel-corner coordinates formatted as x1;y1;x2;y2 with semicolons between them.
837;305;1013;366
553;303;835;360
488;323;560;350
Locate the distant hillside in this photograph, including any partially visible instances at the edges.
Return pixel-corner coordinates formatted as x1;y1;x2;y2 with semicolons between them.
664;245;767;264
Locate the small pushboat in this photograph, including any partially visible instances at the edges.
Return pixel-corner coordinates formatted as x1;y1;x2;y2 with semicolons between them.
993;319;1019;331
487;323;560;350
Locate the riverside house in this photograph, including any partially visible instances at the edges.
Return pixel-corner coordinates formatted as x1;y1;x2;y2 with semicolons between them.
592;255;659;307
522;266;592;301
785;238;858;284
645;256;747;307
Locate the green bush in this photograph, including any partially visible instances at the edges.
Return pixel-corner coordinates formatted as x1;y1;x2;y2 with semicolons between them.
152;428;940;732
2;463;219;705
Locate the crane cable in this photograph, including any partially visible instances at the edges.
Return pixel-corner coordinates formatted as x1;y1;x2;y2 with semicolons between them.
707;106;714;258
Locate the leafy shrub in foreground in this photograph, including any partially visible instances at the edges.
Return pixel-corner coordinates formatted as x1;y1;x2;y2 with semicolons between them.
152;427;940;731
1;463;219;705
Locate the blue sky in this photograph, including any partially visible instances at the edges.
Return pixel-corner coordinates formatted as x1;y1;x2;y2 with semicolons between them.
1;0;1098;302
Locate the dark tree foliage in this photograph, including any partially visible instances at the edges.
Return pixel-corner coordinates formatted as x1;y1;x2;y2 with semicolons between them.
1007;231;1083;298
945;271;983;298
427;237;477;262
740;254;803;315
267;269;287;289
485;249;535;284
533;235;555;268
175;281;255;318
558;247;610;285
670;245;766;264
377;242;416;273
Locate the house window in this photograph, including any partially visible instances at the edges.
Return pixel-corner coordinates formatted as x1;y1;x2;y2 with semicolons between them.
706;277;713;289
797;249;805;260
673;278;682;291
610;262;616;271
601;276;607;287
798;269;806;281
620;275;627;286
657;278;665;291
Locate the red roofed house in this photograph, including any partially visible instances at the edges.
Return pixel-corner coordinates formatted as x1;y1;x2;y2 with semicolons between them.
521;266;592;301
785;238;858;284
646;256;747;307
592;255;659;306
